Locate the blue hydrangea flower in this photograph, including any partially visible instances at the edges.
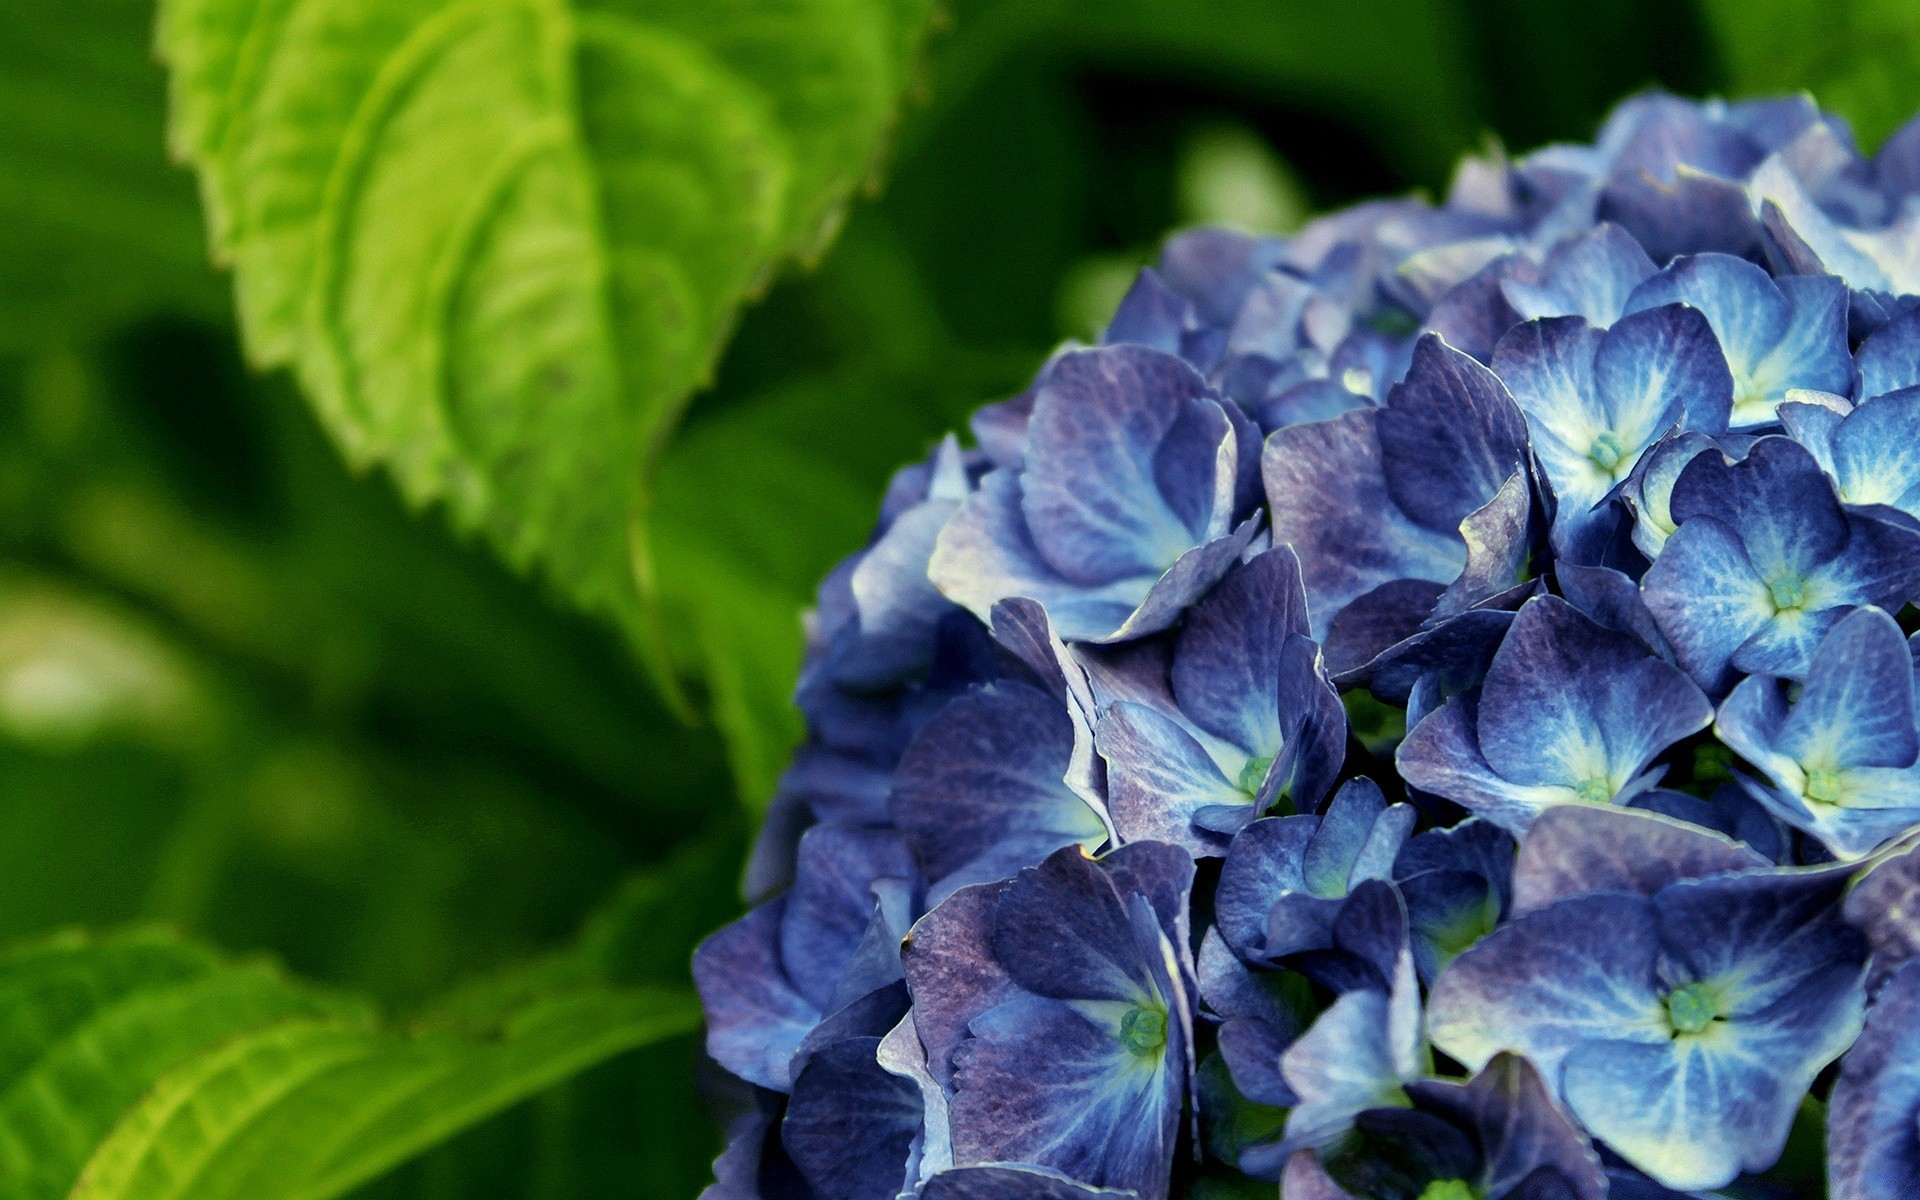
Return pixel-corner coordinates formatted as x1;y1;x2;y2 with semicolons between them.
1428;806;1866;1191
1280;1053;1606;1200
1617;430;1750;561
1397;594;1712;833
1211;778;1416;966
1641;434;1920;694
1092;547;1347;853
1490;303;1731;555
1619;253;1850;428
892;680;1112;903
900;842;1195;1198
700;89;1920;1200
1265;333;1537;668
696;825;915;1091
1262;881;1426;1169
931;345;1260;643
1779;310;1920;529
1715;605;1920;860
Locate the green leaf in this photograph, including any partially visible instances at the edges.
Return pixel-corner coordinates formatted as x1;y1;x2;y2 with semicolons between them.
156;0;939;698
0;929;360;1200
0;926;698;1200
1699;0;1920;148
69;987;698;1200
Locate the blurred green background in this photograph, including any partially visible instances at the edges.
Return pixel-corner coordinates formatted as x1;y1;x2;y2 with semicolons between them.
0;0;1902;1194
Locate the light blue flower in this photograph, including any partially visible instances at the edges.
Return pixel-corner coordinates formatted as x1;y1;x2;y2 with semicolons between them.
1428;806;1867;1191
1620;252;1851;428
1397;594;1712;834
1716;605;1920;860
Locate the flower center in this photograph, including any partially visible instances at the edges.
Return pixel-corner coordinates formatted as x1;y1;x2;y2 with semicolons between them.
1805;766;1846;807
1587;430;1630;475
1664;982;1723;1036
1120;1005;1167;1057
1769;576;1808;613
1417;1182;1480;1200
1574;776;1613;805
1238;754;1276;798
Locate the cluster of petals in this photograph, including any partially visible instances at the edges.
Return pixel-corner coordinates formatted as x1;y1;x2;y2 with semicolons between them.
695;92;1920;1200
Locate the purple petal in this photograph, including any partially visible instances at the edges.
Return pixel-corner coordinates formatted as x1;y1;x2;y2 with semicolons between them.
1511;805;1766;917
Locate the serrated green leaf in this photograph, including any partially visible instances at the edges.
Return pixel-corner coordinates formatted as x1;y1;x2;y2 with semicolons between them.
157;0;939;700
0;929;360;1200
1700;0;1920;148
69;986;699;1200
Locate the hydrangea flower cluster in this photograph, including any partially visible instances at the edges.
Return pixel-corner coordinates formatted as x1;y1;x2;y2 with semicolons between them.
695;92;1920;1200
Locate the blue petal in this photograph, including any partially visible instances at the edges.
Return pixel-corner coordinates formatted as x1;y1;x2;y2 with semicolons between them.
1304;778;1416;900
1668;436;1848;588
1264;408;1467;640
783;1036;922;1200
1377;336;1535;536
950;992;1180;1197
1510;805;1767;917
1096;701;1247;855
901;882;1019;1092
1102;268;1193;356
931;468;1153;643
1640;515;1772;696
1473;595;1710;795
1020;348;1231;574
1501;223;1656;327
1855;307;1920;400
1829;960;1920;1200
1158;227;1285;325
988;845;1179;1005
1397;695;1571;834
1831;389;1920;516
1169;547;1309;757
781;826;914;1012
921;1165;1135;1200
1596;303;1732;438
1278;987;1416;1154
1427;892;1666;1081
893;683;1109;899
1845;841;1920;990
695;899;822;1091
1215;815;1318;958
1555;562;1672;659
1774;605;1920;769
1559;1023;1813;1191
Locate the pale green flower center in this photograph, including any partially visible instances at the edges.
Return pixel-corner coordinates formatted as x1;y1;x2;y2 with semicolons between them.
1769;576;1808;613
1121;1005;1167;1057
1664;982;1723;1036
1588;430;1630;475
1806;766;1846;807
1575;776;1614;805
1417;1181;1480;1200
1238;754;1275;798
